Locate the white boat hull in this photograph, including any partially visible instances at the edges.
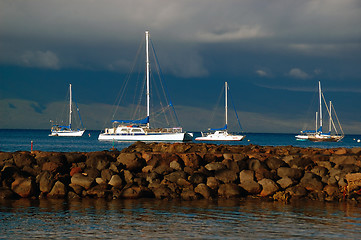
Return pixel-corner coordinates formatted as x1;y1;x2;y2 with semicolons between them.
98;132;189;142
49;130;85;137
195;131;245;141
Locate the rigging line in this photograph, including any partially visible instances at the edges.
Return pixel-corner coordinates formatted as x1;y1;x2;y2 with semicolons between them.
321;93;343;135
150;39;181;127
150;70;171;127
227;84;243;132
73;97;85;129
103;37;144;129
209;84;224;129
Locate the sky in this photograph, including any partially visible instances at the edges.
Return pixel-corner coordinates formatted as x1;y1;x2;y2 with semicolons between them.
1;0;361;133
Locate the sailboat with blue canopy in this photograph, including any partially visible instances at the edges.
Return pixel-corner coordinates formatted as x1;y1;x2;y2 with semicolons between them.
195;82;245;141
49;84;85;137
98;31;192;142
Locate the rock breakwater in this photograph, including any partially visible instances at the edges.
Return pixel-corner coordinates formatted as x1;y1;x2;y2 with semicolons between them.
1;142;361;203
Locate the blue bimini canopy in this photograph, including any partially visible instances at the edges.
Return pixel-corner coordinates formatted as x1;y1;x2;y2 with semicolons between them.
211;124;227;131
112;116;149;125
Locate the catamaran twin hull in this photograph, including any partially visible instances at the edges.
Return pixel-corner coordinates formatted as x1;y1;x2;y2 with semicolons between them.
49;130;85;137
98;132;190;142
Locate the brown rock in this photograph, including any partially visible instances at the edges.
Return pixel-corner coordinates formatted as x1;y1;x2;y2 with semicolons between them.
164;171;187;183
47;181;67;198
0;187;16;199
117;153;145;172
181;188;200;200
218;183;242;198
71;173;94;190
345;173;361;191
206;177;220;190
239;180;262;194
215;169;238;183
277;177;295;189
194;183;212;199
277;167;303;180
258;178;279;197
285;185;307;198
179;153;203;169
38;171;55;193
205;162;226;171
70;167;82;176
300;172;323;192
108;175;123;188
11;177;36;198
334;148;347;155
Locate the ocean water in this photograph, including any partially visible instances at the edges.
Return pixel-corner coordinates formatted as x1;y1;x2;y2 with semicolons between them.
1;129;361;239
1;198;361;239
1;129;361;152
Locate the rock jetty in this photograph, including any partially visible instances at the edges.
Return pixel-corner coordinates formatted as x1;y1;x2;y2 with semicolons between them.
1;142;361;203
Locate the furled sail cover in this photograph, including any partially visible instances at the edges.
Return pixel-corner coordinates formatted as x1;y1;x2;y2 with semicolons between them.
112;116;149;125
210;124;227;131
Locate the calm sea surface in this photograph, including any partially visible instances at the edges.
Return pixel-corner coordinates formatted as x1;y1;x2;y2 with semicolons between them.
1;129;361;152
1;129;361;239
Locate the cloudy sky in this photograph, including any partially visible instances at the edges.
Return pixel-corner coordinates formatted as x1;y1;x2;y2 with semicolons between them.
1;0;361;133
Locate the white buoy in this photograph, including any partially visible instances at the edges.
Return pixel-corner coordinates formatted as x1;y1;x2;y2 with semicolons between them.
357;139;360;143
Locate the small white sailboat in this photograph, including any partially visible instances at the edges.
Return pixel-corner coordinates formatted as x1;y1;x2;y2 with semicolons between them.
195;82;245;141
295;81;344;142
49;84;85;137
98;31;191;142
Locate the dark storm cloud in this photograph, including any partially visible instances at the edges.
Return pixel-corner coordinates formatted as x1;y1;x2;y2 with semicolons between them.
1;0;360;78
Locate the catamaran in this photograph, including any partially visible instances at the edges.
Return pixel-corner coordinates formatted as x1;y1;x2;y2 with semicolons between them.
49;84;85;137
98;31;191;142
195;82;245;141
295;81;344;142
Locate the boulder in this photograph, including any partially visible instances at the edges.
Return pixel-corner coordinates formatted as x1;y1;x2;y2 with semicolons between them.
277;177;295;189
258;178;279;197
121;186;153;199
218;183;242;198
277;167;303;180
189;172;207;185
47;181;67;198
239;170;255;182
164;171;187;183
285;185;308;198
178;153;203;169
265;157;287;170
205;162;226;171
71;173;94;190
117;153;145;172
215;169;238;183
300;172;323;192
70;167;82;176
0;187;16;199
206;177;220;190
181;188;200;200
239;180;262;194
108;175;123;189
38;171;55;193
86;184;110;198
345;173;361;191
11;177;36;198
194;183;212;199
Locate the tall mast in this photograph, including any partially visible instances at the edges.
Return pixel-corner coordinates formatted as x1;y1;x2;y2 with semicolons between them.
329;101;332;132
69;84;72;129
145;31;150;128
225;82;228;130
315;112;318;132
318;81;322;132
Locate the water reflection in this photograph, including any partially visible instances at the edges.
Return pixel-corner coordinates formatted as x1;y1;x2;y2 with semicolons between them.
1;198;361;239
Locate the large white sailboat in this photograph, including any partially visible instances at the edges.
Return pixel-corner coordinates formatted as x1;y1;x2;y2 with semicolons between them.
49;84;85;137
98;31;191;142
195;82;245;141
295;81;344;142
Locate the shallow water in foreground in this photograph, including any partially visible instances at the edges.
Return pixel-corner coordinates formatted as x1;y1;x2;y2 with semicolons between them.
1;198;361;239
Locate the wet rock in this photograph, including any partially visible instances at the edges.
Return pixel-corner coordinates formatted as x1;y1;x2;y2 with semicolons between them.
215;169;238;183
277;177;295;189
218;183;242;198
47;181;67;198
258;178;279;197
71;173;94;190
277;167;303;180
205;162;226;171
152;185;174;199
0;187;16;199
345;173;361;191
181;188;200;200
239;180;262;194
285;185;307;198
70;167;82;177
86;184;110;198
108;175;123;189
206;177;220;190
194;183;212;199
117;153;145;172
164;171;187;183
11;177;36;198
121;186;153;199
38;171;55;193
189;172;207;185
300;172;323;192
